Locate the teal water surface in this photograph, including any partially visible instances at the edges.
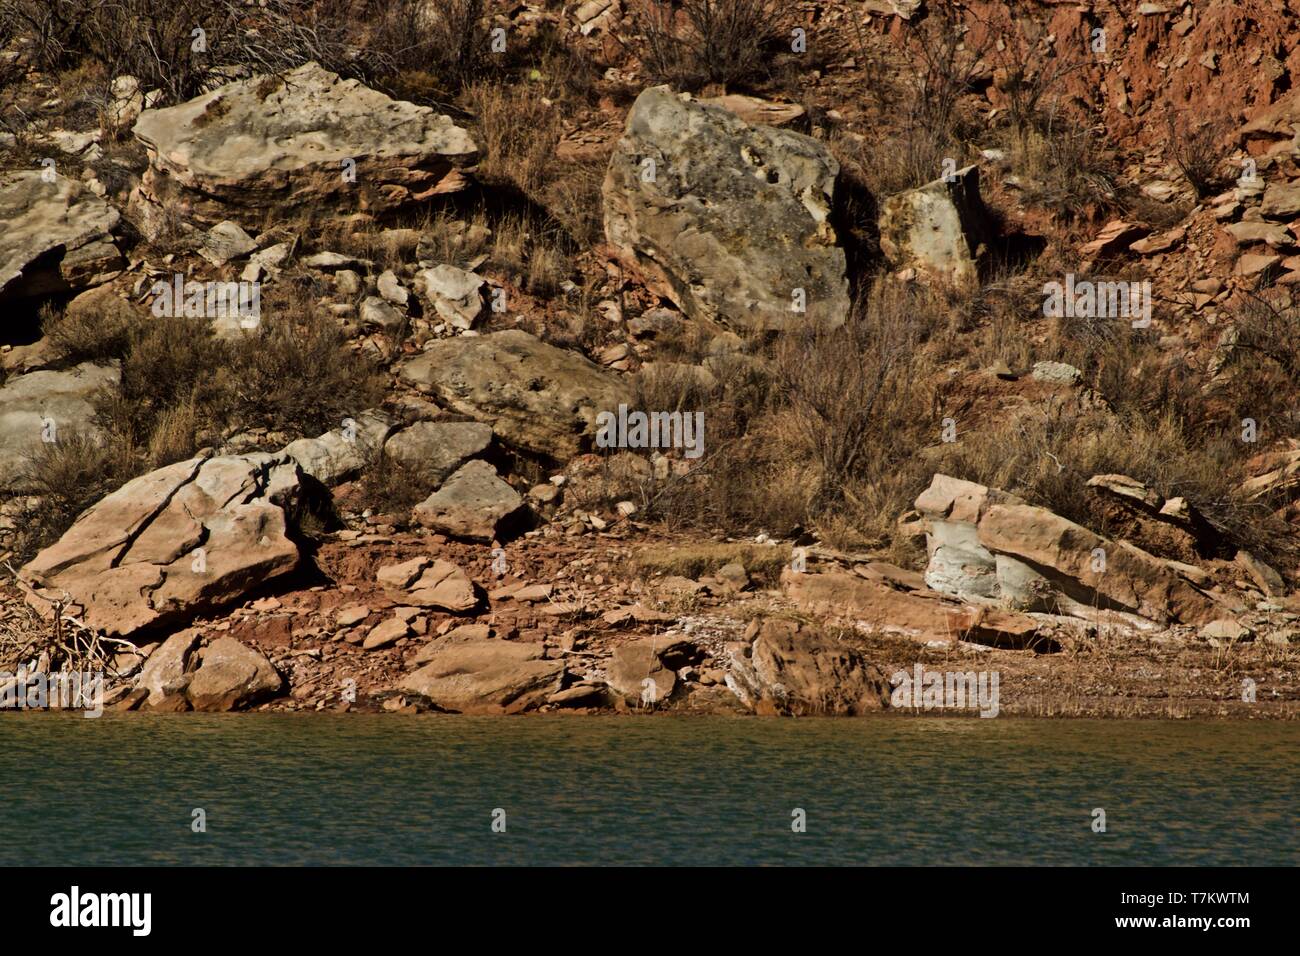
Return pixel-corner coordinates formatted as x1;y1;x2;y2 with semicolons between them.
3;715;1295;865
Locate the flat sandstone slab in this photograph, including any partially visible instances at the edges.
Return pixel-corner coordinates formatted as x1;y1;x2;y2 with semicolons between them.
132;62;477;232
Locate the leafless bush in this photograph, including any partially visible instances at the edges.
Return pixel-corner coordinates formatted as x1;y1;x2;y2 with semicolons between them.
2;570;138;679
222;304;385;438
0;6;25;87
3;0;395;105
40;296;136;363
774;283;938;509
358;453;436;520
367;0;493;98
837;121;956;198
16;430;133;558
79;0;235;104
906;13;991;144
1213;291;1300;440
1014;119;1121;219
1167;112;1233;198
975;6;1091;147
90;0;383;104
83;290;381;480
848;11;994;193
626;0;784;90
618;283;946;547
464;80;560;196
0;0;88;72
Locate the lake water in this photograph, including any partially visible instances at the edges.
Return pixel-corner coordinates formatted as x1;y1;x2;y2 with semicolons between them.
3;715;1295;866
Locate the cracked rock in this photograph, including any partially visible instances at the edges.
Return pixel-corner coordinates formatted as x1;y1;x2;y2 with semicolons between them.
21;453;308;637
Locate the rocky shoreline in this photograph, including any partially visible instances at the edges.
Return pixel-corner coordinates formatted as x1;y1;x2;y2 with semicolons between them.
5;515;1296;718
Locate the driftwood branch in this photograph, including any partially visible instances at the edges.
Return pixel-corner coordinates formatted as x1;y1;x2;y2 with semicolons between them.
1;562;135;677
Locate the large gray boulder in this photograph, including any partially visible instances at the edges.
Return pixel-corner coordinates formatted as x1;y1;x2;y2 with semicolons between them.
21;453;306;637
131;62;477;236
0;172;124;306
0;361;121;492
603;86;849;331
399;330;628;459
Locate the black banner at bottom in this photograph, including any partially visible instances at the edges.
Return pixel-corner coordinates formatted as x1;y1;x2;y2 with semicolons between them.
4;866;1282;942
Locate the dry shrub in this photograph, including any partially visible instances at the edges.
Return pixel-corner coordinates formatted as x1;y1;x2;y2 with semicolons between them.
905;11;992;143
6;0;404;106
541;158;607;249
1166;112;1233;199
0;6;28;88
222;307;384;438
460;81;593;259
838;11;993;195
962;277;1041;371
594;338;785;531
40;294;137;362
932;404;1288;564
834;122;959;199
0;0;89;72
357;454;434;520
1043;312;1205;424
975;5;1091;148
451;29;599;251
873;11;994;193
629;282;944;548
81;0;245;104
371;0;492;99
589;276;1290;560
104;313;228;452
144;398;201;467
526;239;571;297
1212;293;1300;440
464;81;561;197
419;209;494;267
1011;121;1122;219
90;300;382;474
17;430;133;558
773;282;940;523
626;0;785;91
